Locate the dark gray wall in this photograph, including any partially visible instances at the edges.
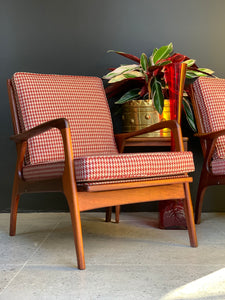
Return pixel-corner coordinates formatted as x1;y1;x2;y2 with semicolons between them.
1;0;225;212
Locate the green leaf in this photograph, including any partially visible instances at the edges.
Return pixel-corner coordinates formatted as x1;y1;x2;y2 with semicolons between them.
186;68;215;79
108;74;126;83
186;70;200;79
152;48;158;57
115;88;140;104
184;59;196;67
182;97;197;131
140;53;148;71
103;64;139;80
123;71;143;79
155;60;172;67
153;42;173;64
151;77;164;114
198;68;215;75
108;70;144;83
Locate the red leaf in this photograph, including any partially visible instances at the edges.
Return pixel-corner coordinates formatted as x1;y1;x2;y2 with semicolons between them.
109;51;140;63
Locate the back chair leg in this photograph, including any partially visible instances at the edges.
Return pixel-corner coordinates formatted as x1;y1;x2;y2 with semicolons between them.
195;176;207;224
10;175;20;236
105;207;112;222
183;183;198;247
115;205;120;223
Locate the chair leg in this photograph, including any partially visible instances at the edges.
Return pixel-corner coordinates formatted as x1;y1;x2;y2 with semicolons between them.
65;190;85;270
10;175;20;236
195;176;207;224
105;207;112;222
183;183;198;247
115;205;120;223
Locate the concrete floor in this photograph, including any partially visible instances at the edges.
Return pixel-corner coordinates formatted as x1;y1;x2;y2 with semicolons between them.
0;212;225;300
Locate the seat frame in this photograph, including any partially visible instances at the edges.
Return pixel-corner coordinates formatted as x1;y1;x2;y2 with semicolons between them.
8;78;197;270
190;84;225;224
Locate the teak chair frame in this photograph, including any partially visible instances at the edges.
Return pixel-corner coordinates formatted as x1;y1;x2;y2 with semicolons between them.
190;85;225;224
8;76;197;270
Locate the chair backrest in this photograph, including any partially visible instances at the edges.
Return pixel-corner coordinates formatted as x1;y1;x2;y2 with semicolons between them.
192;77;225;159
11;73;118;165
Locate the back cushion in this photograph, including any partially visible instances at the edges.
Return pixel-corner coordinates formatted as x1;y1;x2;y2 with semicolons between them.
193;77;225;159
12;73;118;164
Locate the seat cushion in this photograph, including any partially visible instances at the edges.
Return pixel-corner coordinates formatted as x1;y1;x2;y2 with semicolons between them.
211;158;225;175
12;73;118;165
193;77;225;159
22;152;195;182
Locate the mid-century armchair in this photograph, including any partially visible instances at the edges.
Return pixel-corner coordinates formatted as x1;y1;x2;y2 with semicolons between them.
8;72;197;270
190;77;225;224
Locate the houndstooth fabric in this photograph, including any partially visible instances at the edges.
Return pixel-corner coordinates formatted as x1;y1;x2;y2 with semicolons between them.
74;152;194;182
22;152;194;182
12;73;118;164
193;77;225;159
211;158;225;175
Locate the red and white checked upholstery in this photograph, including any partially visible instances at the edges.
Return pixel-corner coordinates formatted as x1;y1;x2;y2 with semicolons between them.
12;72;195;185
22;152;194;182
211;159;225;175
12;73;118;165
193;77;225;159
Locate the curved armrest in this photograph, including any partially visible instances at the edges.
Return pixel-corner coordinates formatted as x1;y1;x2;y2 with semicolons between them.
195;129;225;173
195;129;225;140
10;118;74;181
115;120;184;153
10;118;70;143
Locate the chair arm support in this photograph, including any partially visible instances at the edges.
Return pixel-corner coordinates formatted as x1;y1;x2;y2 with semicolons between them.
115;120;184;153
10;118;70;142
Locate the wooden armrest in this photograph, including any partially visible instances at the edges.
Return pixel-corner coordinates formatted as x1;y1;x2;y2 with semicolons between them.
10;118;70;143
115;120;184;153
10;118;73;181
195;129;225;140
195;129;225;173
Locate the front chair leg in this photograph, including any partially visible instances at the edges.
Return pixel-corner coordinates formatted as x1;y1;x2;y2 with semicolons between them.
64;188;85;270
183;183;198;247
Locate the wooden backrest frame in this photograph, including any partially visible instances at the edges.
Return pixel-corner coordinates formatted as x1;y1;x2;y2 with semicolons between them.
189;84;208;157
7;79;21;136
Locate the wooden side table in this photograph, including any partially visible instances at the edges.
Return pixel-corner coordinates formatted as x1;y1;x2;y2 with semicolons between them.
124;136;188;151
124;136;189;229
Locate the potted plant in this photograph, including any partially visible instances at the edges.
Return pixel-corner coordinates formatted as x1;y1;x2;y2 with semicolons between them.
103;42;214;133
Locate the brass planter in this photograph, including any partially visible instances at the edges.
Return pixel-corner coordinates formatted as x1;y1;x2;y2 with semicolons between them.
122;99;171;137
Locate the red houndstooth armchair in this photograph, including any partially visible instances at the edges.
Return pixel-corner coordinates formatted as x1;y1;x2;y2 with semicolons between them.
190;77;225;224
8;72;197;270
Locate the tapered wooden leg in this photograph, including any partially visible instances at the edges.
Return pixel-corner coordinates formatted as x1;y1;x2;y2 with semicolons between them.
195;178;207;224
10;141;27;236
10;175;20;236
62;127;85;270
183;183;198;247
105;207;112;222
115;205;120;223
67;193;85;270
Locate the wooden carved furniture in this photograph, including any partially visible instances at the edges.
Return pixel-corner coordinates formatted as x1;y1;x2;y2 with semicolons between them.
8;72;197;270
190;77;225;224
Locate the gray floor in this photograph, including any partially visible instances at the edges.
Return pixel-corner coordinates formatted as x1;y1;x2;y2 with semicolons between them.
0;212;225;300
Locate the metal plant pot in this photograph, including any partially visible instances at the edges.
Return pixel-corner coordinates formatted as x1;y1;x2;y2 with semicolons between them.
122;99;171;137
